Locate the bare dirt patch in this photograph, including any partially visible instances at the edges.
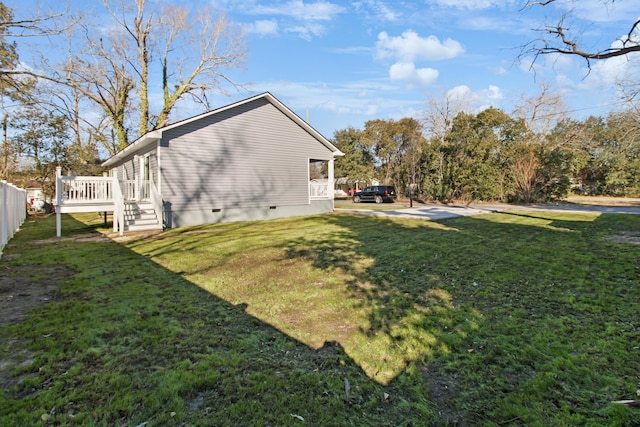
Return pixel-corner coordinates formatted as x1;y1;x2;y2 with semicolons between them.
0;264;75;391
109;230;164;242
31;228;164;244
0;264;74;326
33;233;112;245
422;364;466;425
604;232;640;245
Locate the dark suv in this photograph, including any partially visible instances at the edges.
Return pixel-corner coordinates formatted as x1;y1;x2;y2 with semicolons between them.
352;185;397;203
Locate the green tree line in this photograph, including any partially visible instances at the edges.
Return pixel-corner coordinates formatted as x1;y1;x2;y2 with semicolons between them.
333;108;640;202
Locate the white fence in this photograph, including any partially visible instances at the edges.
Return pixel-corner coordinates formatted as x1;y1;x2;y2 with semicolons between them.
309;181;329;199
1;180;27;259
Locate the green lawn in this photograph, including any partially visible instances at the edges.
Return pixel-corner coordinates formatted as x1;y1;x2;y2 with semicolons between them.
1;210;639;426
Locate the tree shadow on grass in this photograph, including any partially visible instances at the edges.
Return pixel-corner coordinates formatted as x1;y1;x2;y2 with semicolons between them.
22;210;639;426
276;211;640;424
0;214;429;426
280;214;482;384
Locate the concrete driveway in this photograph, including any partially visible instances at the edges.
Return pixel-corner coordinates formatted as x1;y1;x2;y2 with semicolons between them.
339;202;640;221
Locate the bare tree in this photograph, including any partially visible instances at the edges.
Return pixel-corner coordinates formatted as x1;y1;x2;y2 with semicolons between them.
103;0;247;135
513;82;566;136
421;89;466;145
33;82;105;172
523;0;640;68
58;26;136;154
0;0;73;38
3;1;246;153
104;0;153;136
0;2;76;97
511;147;540;203
154;6;247;129
420;90;468;196
617;74;640;111
4;14;136;154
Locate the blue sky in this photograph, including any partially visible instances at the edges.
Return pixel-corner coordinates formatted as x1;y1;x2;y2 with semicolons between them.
8;0;640;139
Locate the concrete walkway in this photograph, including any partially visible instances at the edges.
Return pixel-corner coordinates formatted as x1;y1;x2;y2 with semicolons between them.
340;202;640;221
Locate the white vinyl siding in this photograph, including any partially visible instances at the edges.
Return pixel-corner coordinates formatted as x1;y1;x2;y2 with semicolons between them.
160;98;333;211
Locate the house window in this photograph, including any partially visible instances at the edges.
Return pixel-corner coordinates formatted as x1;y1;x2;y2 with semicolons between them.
309;159;329;200
309;159;327;180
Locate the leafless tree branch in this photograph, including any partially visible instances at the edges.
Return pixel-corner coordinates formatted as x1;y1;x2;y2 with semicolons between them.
521;0;639;68
0;4;77;38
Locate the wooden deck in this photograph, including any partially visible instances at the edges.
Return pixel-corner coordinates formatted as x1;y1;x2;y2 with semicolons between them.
57;201;116;213
55;168;162;236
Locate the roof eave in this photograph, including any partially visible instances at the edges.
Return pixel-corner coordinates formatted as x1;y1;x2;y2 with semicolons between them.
101;92;343;167
101;130;161;168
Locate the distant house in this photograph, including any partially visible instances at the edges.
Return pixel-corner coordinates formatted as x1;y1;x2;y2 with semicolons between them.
25;181;44;204
55;92;344;235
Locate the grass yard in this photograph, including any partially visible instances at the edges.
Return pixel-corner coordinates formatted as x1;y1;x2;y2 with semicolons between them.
0;210;639;426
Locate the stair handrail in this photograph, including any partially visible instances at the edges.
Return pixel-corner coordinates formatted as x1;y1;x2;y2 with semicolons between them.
148;175;162;229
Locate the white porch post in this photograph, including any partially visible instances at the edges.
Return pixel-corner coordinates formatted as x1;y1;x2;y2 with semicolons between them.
328;158;335;200
112;169;119;233
55;166;62;237
135;155;141;201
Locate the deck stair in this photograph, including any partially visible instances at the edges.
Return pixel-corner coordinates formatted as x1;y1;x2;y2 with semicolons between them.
123;201;162;232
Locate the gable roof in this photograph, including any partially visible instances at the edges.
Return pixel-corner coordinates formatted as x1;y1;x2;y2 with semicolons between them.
102;92;343;167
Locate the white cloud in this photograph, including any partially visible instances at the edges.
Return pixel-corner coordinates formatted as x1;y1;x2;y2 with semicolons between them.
389;106;422;122
519;51;581;83
327;46;372;55
574;24;640;95
486;85;503;100
446;84;504;112
447;85;472;102
237;1;346;40
285;22;327;40
351;0;400;22
245;19;279;35
374;30;463;88
376;30;464;62
250;0;345;21
495;65;508;76
432;0;516;10
553;0;639;22
589;54;639;89
389;62;439;88
543;52;577;75
462;16;507;31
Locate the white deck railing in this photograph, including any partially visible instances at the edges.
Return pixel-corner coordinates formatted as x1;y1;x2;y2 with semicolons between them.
121;178;151;201
56;175;152;206
309;181;329;199
55;168;160;236
122;179;136;200
58;176;114;203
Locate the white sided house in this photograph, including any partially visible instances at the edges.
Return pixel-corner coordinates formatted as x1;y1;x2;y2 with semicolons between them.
55;92;343;235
